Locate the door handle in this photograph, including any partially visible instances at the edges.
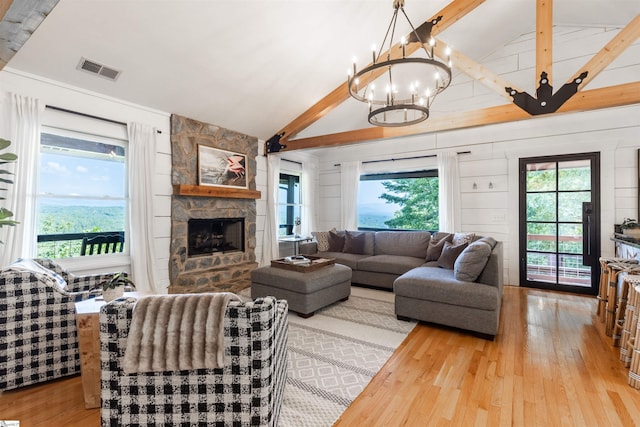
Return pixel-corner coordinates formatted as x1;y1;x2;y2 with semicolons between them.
582;202;593;266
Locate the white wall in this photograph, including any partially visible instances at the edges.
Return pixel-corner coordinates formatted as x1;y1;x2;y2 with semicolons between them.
313;105;639;286
310;25;640;286
0;68;172;290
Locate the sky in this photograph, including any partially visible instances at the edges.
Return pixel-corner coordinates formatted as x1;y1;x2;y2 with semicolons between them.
39;152;125;202
358;180;400;215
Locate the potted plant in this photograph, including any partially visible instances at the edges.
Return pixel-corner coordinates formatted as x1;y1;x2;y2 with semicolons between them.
99;271;135;302
621;218;640;238
0;138;18;243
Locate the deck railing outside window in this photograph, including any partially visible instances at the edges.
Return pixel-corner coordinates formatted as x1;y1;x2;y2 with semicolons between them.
37;231;125;259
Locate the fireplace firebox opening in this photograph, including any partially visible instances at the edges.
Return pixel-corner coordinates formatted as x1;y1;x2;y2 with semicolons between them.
188;218;245;257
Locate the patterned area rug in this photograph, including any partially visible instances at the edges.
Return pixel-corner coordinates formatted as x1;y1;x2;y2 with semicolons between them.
240;286;416;427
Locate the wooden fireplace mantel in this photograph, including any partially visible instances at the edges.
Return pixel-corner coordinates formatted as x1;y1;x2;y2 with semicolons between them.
173;184;261;199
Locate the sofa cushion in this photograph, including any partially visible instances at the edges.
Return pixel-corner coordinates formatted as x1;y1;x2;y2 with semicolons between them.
454;241;492;282
437;241;468;269
343;231;367;254
317;251;367;270
327;230;345;252
374;231;430;258
426;233;453;261
394;266;499;311
357;254;425;276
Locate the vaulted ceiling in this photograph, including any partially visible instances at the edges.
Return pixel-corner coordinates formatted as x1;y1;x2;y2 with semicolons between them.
1;0;639;151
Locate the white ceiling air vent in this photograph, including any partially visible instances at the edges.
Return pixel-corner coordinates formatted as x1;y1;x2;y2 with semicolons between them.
77;57;121;81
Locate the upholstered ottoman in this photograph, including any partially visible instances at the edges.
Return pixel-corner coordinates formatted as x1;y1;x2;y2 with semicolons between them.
251;263;352;317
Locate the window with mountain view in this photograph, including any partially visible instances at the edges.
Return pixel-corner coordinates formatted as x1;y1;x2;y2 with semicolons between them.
358;170;439;231
36;130;128;258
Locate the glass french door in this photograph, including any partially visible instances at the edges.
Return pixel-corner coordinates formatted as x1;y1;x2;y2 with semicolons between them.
519;153;600;295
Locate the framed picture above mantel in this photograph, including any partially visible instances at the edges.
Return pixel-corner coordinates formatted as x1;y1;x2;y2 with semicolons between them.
198;145;247;189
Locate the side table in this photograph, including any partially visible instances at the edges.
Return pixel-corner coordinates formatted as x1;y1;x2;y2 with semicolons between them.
75;292;140;409
278;235;312;255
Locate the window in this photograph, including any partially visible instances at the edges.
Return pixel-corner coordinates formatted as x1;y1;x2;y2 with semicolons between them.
278;173;301;236
358;170;439;231
36;129;128;258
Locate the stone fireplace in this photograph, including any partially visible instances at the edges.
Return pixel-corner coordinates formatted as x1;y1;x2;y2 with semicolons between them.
169;114;259;294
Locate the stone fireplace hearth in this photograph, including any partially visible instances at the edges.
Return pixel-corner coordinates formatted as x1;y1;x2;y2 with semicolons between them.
169;114;259;294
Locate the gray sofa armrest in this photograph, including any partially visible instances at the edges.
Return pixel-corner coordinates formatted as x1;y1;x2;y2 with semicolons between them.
299;241;318;255
477;242;504;292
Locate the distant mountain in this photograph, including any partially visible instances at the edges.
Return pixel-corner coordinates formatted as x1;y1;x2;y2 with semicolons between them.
38;204;125;234
358;202;397;215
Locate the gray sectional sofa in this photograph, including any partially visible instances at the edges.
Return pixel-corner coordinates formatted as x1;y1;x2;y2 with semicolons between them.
299;230;504;338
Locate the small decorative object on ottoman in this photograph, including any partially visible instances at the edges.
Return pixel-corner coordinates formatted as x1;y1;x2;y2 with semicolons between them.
251;261;352;317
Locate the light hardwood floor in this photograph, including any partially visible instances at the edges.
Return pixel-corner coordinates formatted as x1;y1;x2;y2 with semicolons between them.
1;286;638;426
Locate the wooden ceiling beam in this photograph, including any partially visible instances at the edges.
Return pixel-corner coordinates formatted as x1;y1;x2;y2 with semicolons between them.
536;0;553;85
569;13;640;88
274;0;486;144
281;81;640;151
434;40;523;101
0;1;13;20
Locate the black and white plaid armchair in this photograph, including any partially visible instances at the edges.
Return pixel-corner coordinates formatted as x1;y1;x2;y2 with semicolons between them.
0;258;115;391
100;295;289;427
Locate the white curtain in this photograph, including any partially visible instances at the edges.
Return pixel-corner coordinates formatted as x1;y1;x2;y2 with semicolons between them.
0;94;43;267
301;158;318;236
437;151;461;232
340;160;361;230
260;154;280;266
127;122;159;293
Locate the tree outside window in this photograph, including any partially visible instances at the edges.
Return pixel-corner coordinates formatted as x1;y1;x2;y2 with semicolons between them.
358;170;439;231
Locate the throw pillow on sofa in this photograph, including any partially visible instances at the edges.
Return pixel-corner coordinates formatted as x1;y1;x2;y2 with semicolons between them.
327;230;346;252
343;230;367;254
312;228;336;252
437;241;468;269
475;236;497;249
426;233;453;261
452;232;475;246
454;241;493;281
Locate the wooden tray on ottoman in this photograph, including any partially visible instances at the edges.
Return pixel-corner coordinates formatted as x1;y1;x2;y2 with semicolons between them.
271;255;336;273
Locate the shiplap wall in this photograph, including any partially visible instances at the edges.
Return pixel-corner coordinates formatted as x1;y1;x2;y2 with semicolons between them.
0;68;172;290
313;106;638;287
308;26;640;286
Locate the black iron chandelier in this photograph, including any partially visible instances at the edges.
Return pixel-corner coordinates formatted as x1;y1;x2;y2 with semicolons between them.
347;0;452;127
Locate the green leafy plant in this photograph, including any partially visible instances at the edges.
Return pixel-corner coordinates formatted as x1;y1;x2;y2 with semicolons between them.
0;138;18;242
97;271;135;291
